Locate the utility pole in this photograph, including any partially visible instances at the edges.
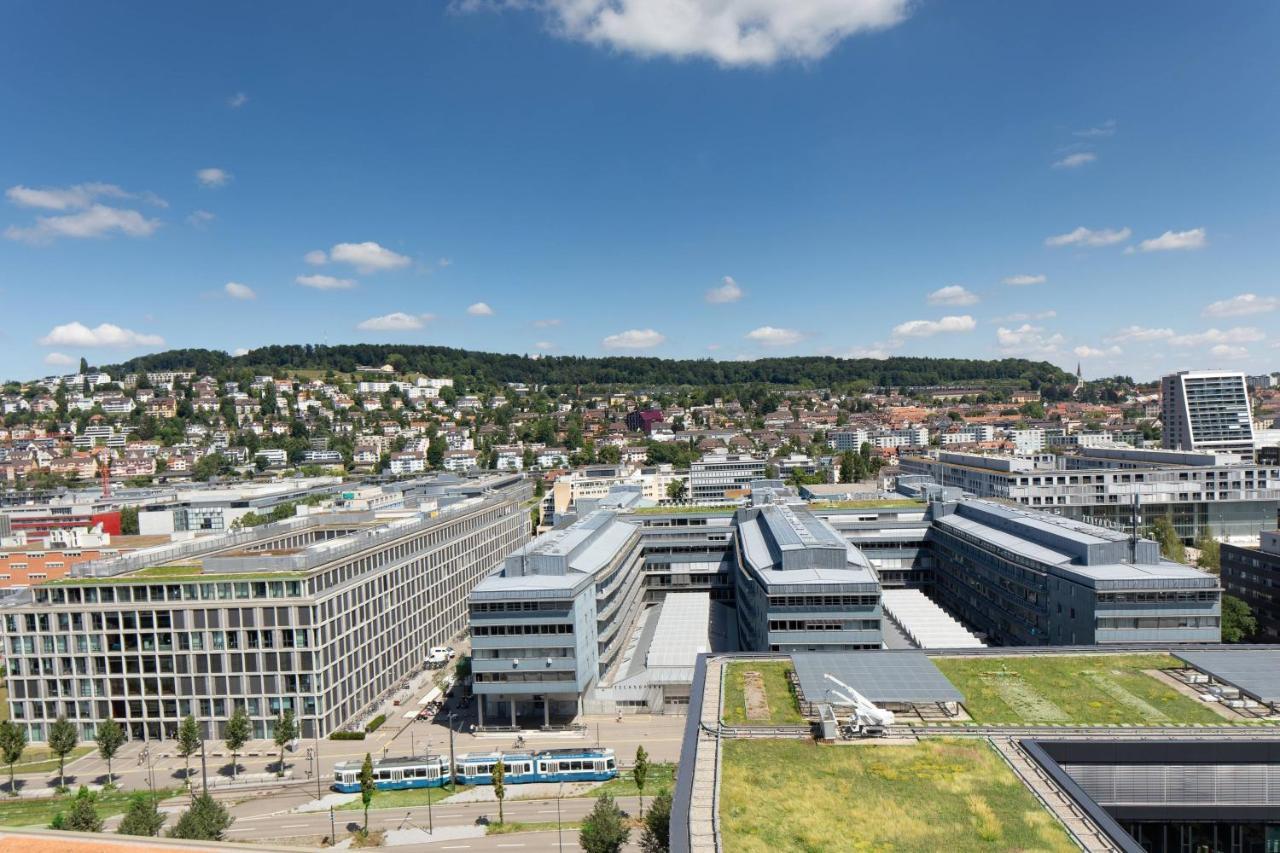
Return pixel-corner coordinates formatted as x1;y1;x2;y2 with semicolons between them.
199;734;209;796
329;806;336;845
447;712;457;793
315;728;322;800
556;780;564;851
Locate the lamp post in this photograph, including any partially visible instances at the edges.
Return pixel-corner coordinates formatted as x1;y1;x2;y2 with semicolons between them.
199;734;209;797
314;728;322;800
447;712;457;793
329;806;336;845
556;780;564;851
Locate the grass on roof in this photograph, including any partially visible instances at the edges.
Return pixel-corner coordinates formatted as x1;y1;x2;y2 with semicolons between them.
128;564;204;578
808;498;923;509
932;653;1230;726
631;505;738;515
721;661;805;726
49;569;309;585
720;738;1075;853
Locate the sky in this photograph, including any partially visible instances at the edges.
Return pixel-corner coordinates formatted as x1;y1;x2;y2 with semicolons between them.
1;0;1278;382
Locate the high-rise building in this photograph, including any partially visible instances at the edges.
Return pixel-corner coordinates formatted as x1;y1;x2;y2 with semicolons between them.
1160;370;1255;457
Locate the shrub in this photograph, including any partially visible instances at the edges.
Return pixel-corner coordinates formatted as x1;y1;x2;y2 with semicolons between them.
364;715;387;734
330;731;366;741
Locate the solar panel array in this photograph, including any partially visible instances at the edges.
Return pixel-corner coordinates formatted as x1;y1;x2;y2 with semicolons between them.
1173;649;1280;703
790;651;964;704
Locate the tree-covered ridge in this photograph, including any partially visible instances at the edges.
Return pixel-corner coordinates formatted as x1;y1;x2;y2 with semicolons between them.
97;345;1073;391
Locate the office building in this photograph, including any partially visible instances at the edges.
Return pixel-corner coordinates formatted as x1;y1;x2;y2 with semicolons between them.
0;478;530;743
1161;370;1255;457
689;453;766;503
1221;531;1280;641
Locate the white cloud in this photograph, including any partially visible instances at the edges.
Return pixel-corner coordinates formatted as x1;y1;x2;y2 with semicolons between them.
328;241;411;273
296;274;357;291
6;205;161;244
602;328;666;349
467;302;495;316
745;325;803;346
485;0;911;67
196;168;231;188
43;352;74;366
1203;293;1279;318
1136;227;1207;252
7;182;129;210
1053;152;1096;169
1170;327;1265;347
304;249;328;265
705;275;743;304
992;309;1057;323
1074;119;1117;138
706;343;722;351
356;312;434;331
927;285;978;306
186;209;216;228
997;324;1065;356
224;281;256;300
1109;325;1174;342
228;92;249;108
1045;226;1131;248
1209;344;1248;360
1073;345;1123;358
437;257;453;268
535;341;556;351
892;315;976;338
232;347;250;357
38;321;165;348
1002;274;1046;286
533;318;561;328
841;345;891;360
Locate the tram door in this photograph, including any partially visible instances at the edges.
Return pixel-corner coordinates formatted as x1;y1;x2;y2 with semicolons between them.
389;769;403;785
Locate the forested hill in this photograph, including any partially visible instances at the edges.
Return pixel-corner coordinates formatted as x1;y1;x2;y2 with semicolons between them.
97;345;1073;391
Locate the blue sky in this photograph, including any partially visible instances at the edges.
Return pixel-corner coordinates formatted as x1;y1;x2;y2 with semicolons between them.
2;0;1278;381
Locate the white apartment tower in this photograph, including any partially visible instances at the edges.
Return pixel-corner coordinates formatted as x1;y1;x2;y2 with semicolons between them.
1160;370;1255;457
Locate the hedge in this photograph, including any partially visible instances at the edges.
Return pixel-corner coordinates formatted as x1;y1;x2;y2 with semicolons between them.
365;714;387;734
329;731;366;741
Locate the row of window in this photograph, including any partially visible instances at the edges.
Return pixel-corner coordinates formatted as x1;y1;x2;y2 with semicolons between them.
768;619;880;632
1096;616;1220;630
472;624;574;637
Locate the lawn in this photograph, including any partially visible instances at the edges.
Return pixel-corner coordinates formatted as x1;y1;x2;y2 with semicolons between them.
336;784;471;811
720;739;1075;853
0;682;7;722
0;786;180;827
809;499;924;510
932;654;1228;725
5;745;95;777
589;762;675;799
721;661;805;726
488;820;581;835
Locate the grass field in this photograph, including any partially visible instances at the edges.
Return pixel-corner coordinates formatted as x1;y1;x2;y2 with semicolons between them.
0;786;180;827
3;745;95;777
932;654;1227;725
588;762;675;799
720;739;1075;853
336;784;471;811
488;820;581;835
721;661;805;726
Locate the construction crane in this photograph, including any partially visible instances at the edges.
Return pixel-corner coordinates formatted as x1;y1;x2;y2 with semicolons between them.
822;672;894;738
96;452;111;498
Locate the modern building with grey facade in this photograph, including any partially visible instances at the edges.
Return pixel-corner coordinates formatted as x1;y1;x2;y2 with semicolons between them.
928;499;1221;646
0;476;530;743
1161;369;1255;457
688;453;766;503
1221;530;1280;642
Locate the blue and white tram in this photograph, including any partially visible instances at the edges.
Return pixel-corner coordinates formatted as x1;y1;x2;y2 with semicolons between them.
533;748;616;782
453;751;539;785
332;754;451;793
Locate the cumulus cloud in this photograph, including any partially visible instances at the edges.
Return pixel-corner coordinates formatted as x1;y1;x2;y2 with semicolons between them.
43;352;75;366
38;321;165;348
1169;327;1265;347
304;249;328;265
296;274;357;291
356;312;434;331
602;328;666;349
232;347;251;356
322;241;411;273
196;168;231;188
1109;325;1174;342
186;209;216;228
228;92;249;108
1209;343;1248;360
533;318;561;328
224;281;256;300
1045;226;1131;248
467;302;495;316
997;324;1065;356
840;345;892;360
706;275;743;304
1002;274;1046;286
1074;345;1123;358
892;315;976;337
5;182;164;244
927;285;978;306
535;341;556;351
1136;227;1207;252
1203;293;1279;318
992;310;1057;323
1074;119;1117;138
465;0;911;67
745;325;803;346
1053;152;1097;169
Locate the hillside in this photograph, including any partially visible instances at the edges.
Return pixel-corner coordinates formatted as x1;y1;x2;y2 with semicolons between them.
91;345;1074;392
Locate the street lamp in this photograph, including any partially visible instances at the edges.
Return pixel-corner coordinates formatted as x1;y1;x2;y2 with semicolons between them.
447;712;457;793
556;780;564;852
